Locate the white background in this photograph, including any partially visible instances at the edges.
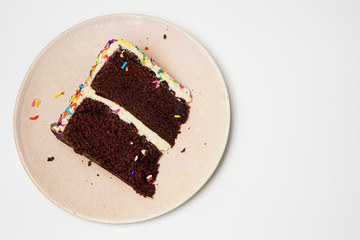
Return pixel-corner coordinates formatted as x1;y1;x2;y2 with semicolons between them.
1;0;360;239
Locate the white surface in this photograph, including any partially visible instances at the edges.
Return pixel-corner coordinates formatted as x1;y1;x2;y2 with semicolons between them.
1;0;360;239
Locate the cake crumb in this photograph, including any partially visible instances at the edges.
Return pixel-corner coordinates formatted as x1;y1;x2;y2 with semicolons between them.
204;142;207;145
81;160;84;162
181;148;186;153
188;127;191;130
163;34;167;39
97;174;99;177
47;156;54;162
88;161;92;166
91;183;93;185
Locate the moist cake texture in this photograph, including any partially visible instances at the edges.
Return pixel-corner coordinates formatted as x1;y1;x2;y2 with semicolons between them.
91;47;189;146
50;39;192;197
55;98;161;197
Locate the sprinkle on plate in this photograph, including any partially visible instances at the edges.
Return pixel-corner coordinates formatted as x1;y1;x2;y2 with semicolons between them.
53;91;64;98
29;115;39;120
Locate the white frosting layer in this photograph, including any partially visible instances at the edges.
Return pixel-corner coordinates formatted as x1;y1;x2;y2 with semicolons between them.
81;87;171;151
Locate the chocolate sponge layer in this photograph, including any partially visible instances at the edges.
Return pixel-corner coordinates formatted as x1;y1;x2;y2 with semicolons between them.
55;98;161;198
91;48;190;146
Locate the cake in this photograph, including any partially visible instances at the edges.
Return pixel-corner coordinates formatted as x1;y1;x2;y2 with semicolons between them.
50;39;192;197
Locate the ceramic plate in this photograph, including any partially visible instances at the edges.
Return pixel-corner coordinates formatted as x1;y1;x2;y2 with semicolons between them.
14;14;230;223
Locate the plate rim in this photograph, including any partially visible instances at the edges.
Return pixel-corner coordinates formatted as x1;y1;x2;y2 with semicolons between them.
13;13;231;223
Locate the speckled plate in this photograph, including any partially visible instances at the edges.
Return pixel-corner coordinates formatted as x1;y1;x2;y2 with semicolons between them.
13;14;230;223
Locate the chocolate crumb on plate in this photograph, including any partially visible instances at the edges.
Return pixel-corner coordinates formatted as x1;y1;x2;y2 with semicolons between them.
181;148;186;153
88;161;92;166
163;34;167;39
47;156;54;161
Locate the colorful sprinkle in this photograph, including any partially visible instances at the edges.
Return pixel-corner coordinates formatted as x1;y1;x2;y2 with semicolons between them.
125;66;128;71
53;91;64;98
146;175;153;182
131;170;135;175
152;80;158;84
104;54;109;59
31;99;36;107
174;115;181;118
156;85;159;88
145;47;149;50
134;156;138;161
35;99;39;107
29;115;39;120
114;109;120;113
121;62;127;69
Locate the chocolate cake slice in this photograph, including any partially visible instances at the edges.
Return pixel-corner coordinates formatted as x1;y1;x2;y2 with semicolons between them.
91;46;189;146
50;39;192;197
